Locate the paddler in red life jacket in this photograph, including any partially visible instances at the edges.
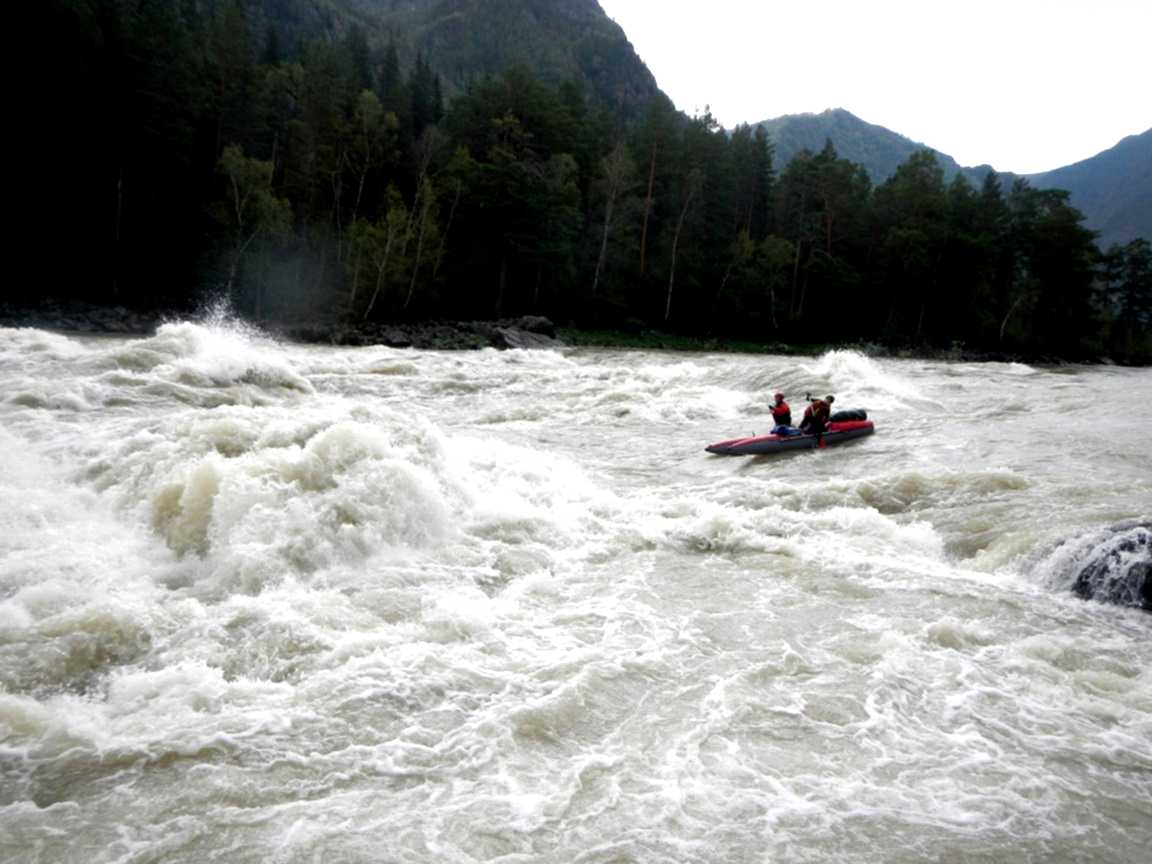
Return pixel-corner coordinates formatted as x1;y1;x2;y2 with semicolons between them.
770;392;792;428
800;394;835;435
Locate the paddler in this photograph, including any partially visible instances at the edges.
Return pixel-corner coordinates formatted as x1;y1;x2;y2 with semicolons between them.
770;392;792;430
800;394;835;436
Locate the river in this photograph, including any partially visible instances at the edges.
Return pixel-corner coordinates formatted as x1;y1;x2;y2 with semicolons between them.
2;317;1150;863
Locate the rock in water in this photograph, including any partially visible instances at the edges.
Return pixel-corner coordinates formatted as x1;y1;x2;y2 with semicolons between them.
1033;522;1151;611
1071;524;1151;610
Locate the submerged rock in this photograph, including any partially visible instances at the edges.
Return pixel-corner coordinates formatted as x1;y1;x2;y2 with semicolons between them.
1033;521;1151;611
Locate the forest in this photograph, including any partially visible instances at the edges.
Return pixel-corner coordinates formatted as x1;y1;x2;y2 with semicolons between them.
34;0;1152;362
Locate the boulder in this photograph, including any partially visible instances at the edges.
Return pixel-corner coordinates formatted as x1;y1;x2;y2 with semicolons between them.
490;327;560;350
378;327;413;348
510;315;556;337
1034;521;1151;612
1070;523;1151;611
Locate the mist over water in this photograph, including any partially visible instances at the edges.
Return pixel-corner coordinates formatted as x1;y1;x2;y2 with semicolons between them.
2;320;1150;863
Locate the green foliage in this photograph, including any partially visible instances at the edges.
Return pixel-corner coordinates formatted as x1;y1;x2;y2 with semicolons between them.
216;146;291;235
35;0;1148;362
213;144;292;300
347;186;410;320
1098;239;1152;361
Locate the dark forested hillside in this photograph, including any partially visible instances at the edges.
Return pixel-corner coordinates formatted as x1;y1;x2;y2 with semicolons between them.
26;0;1151;363
228;0;664;114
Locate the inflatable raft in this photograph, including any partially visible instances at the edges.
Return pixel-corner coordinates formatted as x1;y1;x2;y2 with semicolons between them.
705;413;874;456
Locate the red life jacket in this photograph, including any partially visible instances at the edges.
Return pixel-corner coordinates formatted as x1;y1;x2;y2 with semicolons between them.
771;401;791;425
802;400;830;431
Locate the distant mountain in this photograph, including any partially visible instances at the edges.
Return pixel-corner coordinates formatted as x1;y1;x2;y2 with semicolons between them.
258;0;666;116
1027;129;1152;249
755;108;994;186
754;109;1150;248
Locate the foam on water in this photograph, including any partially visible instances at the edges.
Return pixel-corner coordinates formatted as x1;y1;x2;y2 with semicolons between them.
117;319;313;396
804;349;940;411
0;327;91;362
65;400;619;602
0;428;178;707
2;329;1150;863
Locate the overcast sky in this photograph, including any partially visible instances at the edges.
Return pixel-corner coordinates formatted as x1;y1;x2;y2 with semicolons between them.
597;0;1151;174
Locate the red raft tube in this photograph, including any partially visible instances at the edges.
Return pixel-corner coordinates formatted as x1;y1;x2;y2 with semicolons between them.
705;412;874;456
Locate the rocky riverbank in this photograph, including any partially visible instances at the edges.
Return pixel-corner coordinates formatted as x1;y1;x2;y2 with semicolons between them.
0;300;1118;364
274;315;562;350
0;301;564;351
0;301;164;336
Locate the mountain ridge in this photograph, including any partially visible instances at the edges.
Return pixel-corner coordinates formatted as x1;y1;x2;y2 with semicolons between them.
1027;128;1151;249
754;108;1150;248
755;108;994;186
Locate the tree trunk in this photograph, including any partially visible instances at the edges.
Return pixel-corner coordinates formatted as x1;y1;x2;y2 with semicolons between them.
999;294;1025;343
594;142;631;297
433;180;462;278
790;190;808;319
665;196;693;322
226;229;260;296
331;155;345;263
348;248;363;313
404;194;432;309
716;243;738;306
350;126;371;231
790;239;803;319
400;182;422;259
363;226;398;321
403;133;437;258
351;167;367;231
592;195;615;297
640;141;658;277
665;174;701;322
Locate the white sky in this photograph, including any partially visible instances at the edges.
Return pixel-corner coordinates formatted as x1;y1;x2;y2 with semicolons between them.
597;0;1151;174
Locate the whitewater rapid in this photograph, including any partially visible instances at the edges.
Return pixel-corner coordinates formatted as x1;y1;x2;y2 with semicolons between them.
1;319;1149;863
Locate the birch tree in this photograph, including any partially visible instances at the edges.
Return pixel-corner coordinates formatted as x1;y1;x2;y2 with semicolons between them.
215;144;291;297
351;187;410;321
665;168;702;322
591;141;634;297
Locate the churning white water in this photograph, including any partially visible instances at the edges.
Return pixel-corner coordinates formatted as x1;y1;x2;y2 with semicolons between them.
1;318;1150;864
